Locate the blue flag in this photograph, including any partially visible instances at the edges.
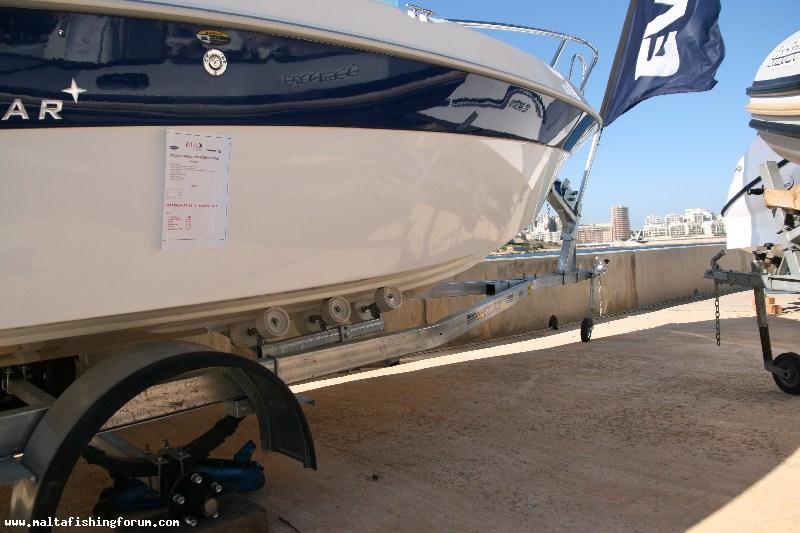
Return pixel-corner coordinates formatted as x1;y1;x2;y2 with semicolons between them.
601;0;725;126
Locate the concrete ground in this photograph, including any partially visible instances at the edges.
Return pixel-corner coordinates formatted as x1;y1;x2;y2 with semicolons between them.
2;291;800;532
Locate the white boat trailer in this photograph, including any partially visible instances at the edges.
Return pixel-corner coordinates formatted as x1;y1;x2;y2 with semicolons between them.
0;12;607;530
705;160;800;395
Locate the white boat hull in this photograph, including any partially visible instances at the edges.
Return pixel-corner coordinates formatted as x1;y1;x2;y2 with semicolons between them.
0;126;563;343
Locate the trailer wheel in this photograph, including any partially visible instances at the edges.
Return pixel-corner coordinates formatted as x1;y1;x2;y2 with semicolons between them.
772;352;800;395
9;341;315;532
580;318;593;342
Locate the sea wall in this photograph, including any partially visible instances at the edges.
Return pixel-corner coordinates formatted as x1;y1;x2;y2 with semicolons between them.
381;244;749;345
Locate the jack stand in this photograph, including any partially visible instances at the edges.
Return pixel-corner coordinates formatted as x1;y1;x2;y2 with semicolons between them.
704;161;800;394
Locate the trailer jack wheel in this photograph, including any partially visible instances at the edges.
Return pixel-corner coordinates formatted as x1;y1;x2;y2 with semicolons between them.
772;352;800;395
580;318;593;342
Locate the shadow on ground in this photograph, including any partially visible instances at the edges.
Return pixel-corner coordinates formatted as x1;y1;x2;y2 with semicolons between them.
1;315;798;532
261;316;800;532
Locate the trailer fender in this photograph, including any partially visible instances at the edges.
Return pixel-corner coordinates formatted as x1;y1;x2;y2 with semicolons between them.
10;341;315;530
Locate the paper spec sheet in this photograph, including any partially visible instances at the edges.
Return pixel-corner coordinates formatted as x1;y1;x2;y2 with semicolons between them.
161;130;231;249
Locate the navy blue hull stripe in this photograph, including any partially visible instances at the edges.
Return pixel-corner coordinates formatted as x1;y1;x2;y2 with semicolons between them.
0;7;595;148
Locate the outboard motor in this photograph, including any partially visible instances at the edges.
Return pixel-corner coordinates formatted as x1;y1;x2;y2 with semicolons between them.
747;31;800;164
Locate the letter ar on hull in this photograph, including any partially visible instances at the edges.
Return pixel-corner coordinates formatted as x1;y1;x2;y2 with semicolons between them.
2;98;64;121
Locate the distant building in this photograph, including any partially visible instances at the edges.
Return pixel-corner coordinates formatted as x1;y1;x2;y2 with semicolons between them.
528;212;562;243
668;223;688;237
611;205;631;241
703;219;726;236
531;227;562;242
686;222;704;236
684;208;713;224
637;207;724;240
534;212;548;227
577;223;612;244
643;224;668;238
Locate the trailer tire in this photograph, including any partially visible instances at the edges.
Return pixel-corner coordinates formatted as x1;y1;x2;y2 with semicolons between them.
772;352;800;395
580;318;593;342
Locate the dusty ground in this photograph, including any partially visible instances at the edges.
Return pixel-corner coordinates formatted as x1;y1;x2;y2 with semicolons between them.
2;291;799;532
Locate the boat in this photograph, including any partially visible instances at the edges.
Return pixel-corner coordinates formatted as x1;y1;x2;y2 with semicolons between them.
0;0;600;353
747;30;800;164
723;135;799;250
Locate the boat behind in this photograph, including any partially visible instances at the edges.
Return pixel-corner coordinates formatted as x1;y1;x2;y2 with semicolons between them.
747;30;800;164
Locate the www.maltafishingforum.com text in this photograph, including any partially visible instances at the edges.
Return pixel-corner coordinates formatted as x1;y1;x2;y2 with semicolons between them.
5;516;181;528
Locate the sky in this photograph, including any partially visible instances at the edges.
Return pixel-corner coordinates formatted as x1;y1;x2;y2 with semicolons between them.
404;1;799;226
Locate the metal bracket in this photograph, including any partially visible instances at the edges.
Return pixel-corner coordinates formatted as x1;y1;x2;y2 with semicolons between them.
407;279;526;299
91;431;150;460
225;398;255;418
550;128;603;274
6;377;54;407
761;161;800;277
259;318;385;358
705;268;800;293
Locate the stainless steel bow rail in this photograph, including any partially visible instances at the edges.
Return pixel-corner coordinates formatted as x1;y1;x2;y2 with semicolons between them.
704;161;800;395
406;4;600;92
448;20;598;93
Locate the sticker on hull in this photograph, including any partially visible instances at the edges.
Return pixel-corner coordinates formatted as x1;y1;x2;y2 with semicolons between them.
162;130;232;249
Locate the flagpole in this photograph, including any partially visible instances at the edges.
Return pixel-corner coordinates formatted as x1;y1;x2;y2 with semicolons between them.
599;0;639;122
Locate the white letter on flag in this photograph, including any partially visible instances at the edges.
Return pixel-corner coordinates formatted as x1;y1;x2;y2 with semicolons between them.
634;0;688;79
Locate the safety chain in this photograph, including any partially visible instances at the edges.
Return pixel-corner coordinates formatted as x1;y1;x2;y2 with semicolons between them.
714;281;721;346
